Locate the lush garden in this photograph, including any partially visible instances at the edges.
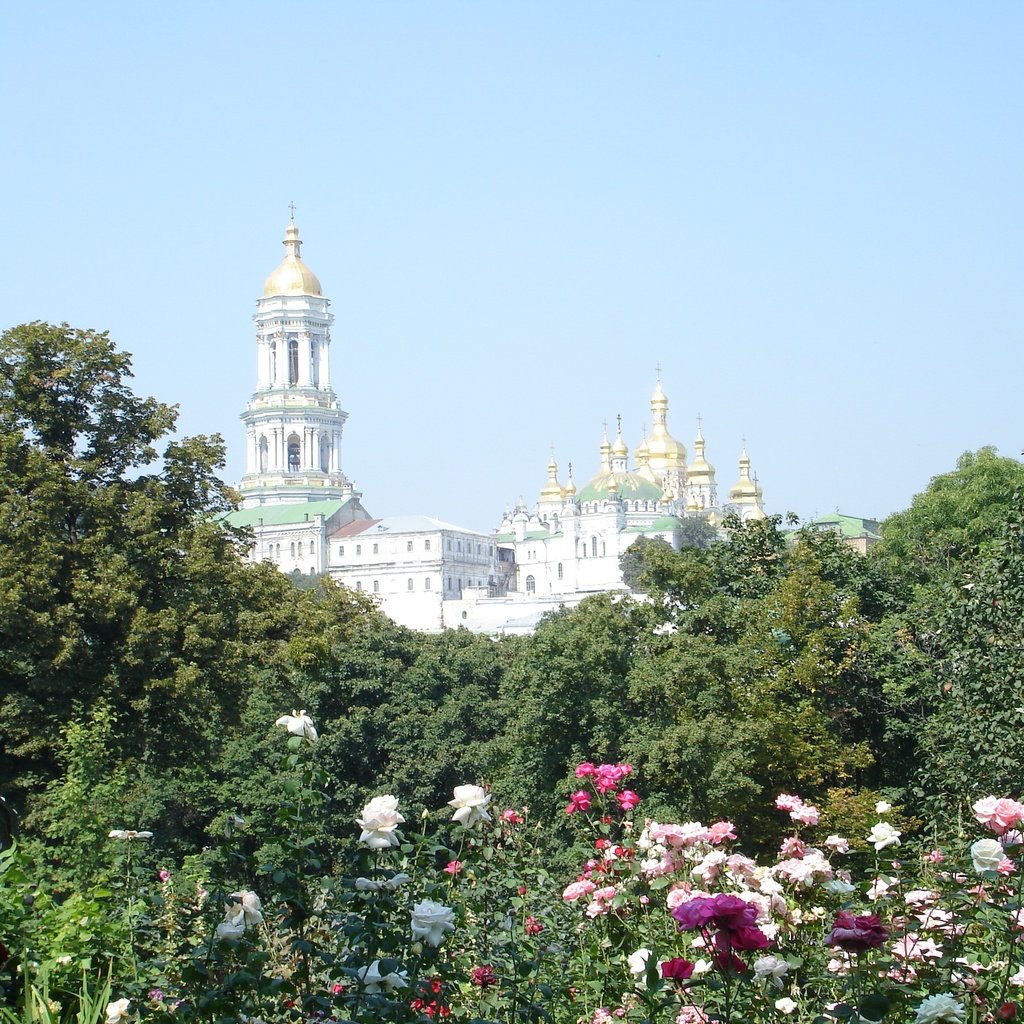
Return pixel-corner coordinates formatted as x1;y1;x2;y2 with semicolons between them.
3;323;1024;1023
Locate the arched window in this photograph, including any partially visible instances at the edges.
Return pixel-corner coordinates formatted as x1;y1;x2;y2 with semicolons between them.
298;541;303;556
319;434;330;472
425;539;431;551
269;341;277;384
288;338;299;385
310;340;319;386
557;562;563;580
339;545;345;557
310;542;315;558
526;574;536;594
602;542;606;556
407;578;414;591
356;581;362;591
258;435;268;472
425;577;432;590
591;536;598;557
290;542;296;557
287;433;301;472
373;580;380;593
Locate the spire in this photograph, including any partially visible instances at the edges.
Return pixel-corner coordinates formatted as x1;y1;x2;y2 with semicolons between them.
599;422;612;472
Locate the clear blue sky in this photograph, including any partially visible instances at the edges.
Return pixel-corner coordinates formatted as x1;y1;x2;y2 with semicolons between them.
3;2;1021;532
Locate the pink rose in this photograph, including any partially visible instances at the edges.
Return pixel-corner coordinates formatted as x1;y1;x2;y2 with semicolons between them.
566;790;592;814
617;790;640;810
708;821;737;844
973;796;1024;834
575;762;596;778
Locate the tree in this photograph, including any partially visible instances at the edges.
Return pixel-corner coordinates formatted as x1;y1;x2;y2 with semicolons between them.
0;323;285;858
873;448;1024;591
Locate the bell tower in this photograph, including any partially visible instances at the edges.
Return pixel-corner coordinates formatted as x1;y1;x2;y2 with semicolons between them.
239;216;352;507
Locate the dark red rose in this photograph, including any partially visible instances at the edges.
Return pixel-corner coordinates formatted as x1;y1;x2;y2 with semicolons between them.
825;911;888;953
660;957;695;981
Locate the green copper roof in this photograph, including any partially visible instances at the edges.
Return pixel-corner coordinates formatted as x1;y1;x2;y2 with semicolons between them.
577;471;663;503
808;512;882;541
221;499;351;529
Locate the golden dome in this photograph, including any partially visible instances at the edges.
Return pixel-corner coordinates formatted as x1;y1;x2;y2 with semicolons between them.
646;378;686;467
263;221;323;297
540;455;565;501
687;427;716;484
729;449;764;505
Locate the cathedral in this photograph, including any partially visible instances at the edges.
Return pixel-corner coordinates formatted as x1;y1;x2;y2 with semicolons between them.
225;218;767;633
491;382;766;604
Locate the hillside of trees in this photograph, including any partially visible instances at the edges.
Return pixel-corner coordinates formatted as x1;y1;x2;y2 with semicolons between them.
3;322;1024;882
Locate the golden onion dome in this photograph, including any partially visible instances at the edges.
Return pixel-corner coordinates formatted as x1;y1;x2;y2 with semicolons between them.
646;378;686;466
687;428;716;483
729;449;763;504
539;455;564;501
612;432;629;459
263;221;323;297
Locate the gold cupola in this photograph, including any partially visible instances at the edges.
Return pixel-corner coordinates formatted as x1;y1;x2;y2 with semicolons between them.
263;219;323;297
729;447;766;517
645;377;687;471
539;453;565;502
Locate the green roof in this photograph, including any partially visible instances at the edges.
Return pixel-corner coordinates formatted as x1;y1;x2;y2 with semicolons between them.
808;512;882;541
577;471;663;503
221;499;350;529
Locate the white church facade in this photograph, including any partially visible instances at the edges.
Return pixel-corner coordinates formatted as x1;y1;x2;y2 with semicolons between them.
225;218;767;634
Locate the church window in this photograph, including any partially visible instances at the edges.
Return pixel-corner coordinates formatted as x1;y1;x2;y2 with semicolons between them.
258;435;268;472
356;544;362;555
339;545;345;557
446;540;451;551
356;581;362;591
407;540;413;552
290;542;296;557
319;434;330;472
526;574;536;594
602;542;606;556
425;577;431;590
310;542;315;558
373;580;379;593
558;562;563;579
269;341;277;384
476;544;481;554
287;434;301;472
310;341;319;387
298;541;303;556
288;338;299;384
407;578;414;591
373;542;379;555
591;537;598;557
425;539;431;551
457;541;462;552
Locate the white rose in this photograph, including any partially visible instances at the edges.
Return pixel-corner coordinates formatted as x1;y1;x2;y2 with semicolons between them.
775;997;798;1015
383;872;412;890
753;955;789;989
230;890;264;927
108;830;153;841
875;800;893;814
914;993;964;1024
866;821;902;851
106;998;131;1024
410;899;456;947
275;709;317;743
357;795;405;850
448;784;492;827
971;837;1005;874
357;959;408;993
627;947;651;976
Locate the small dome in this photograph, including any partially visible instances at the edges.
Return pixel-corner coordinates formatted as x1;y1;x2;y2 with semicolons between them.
263;221;323;297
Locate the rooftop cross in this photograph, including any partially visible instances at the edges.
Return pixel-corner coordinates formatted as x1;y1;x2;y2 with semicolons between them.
288;200;297;221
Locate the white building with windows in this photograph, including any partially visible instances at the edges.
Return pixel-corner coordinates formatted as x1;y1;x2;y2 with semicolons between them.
224;219;501;631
